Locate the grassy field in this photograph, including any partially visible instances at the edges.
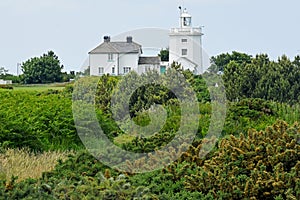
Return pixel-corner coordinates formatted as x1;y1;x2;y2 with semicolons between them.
12;83;67;91
13;86;64;91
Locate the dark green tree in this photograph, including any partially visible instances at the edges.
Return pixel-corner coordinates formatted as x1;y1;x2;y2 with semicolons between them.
223;61;243;101
158;48;169;62
0;67;9;76
210;51;252;72
21;51;63;84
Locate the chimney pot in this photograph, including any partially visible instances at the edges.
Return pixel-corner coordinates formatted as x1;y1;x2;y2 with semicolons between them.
104;36;110;42
126;36;133;43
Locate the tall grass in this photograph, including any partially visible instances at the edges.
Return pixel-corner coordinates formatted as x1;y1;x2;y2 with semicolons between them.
274;102;300;124
0;148;73;182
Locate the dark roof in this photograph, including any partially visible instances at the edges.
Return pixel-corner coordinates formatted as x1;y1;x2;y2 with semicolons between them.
138;56;161;65
89;41;142;54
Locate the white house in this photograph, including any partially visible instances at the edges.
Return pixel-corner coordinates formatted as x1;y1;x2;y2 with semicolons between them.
89;36;143;76
88;7;203;76
0;79;12;85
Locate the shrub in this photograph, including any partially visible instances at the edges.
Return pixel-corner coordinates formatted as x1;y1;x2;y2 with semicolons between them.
0;85;13;90
183;120;300;199
0;90;83;151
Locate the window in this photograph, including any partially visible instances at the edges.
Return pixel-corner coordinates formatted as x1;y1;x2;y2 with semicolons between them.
108;54;114;61
99;67;104;75
182;49;188;56
112;67;115;74
144;66;150;72
123;67;131;74
183;17;191;26
181;38;187;43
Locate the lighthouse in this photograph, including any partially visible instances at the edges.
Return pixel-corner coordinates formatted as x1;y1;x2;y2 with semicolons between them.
169;7;204;74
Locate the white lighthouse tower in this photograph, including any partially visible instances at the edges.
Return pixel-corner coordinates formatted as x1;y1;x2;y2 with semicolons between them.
169;7;204;74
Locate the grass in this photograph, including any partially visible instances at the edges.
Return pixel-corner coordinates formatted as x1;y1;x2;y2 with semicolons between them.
114;134;136;145
0;149;73;182
13;86;64;91
12;82;69;91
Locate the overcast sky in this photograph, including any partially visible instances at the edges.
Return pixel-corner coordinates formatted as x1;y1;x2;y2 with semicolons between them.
1;0;300;74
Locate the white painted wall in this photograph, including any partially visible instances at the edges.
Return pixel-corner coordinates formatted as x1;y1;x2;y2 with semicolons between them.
176;57;197;72
169;28;203;74
118;53;139;75
89;54;118;76
138;64;160;74
89;52;143;76
0;79;12;84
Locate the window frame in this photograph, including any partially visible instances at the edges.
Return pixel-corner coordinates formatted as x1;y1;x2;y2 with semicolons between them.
99;67;104;75
112;67;115;74
123;67;131;74
108;53;114;61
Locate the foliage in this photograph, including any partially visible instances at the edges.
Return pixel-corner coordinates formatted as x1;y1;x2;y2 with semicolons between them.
0;151;158;199
183;120;300;199
223;98;277;136
0;67;22;83
222;54;300;103
1;59;300;199
95;74;119;113
158;48;169;62
21;51;64;84
2;120;298;199
0;67;9;75
0;90;82;151
0;85;13;90
0;148;72;182
210;51;252;72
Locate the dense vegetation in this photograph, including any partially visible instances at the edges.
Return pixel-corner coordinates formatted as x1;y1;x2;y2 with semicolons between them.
214;52;300;103
0;51;75;84
0;89;82;151
21;51;65;84
0;54;299;199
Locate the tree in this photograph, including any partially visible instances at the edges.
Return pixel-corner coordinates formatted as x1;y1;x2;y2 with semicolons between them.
222;61;243;101
0;67;9;76
21;51;63;84
158;48;169;62
210;51;252;72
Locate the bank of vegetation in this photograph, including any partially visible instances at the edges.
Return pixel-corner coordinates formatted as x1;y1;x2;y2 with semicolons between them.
0;53;299;199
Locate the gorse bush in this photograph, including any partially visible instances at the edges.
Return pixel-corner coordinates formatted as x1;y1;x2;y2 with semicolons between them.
0;151;158;199
182;120;300;199
1;121;292;199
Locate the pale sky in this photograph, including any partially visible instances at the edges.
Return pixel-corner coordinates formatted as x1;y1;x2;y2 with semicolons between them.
1;0;300;74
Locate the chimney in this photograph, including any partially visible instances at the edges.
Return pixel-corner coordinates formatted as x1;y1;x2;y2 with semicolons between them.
126;36;133;43
104;36;110;42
